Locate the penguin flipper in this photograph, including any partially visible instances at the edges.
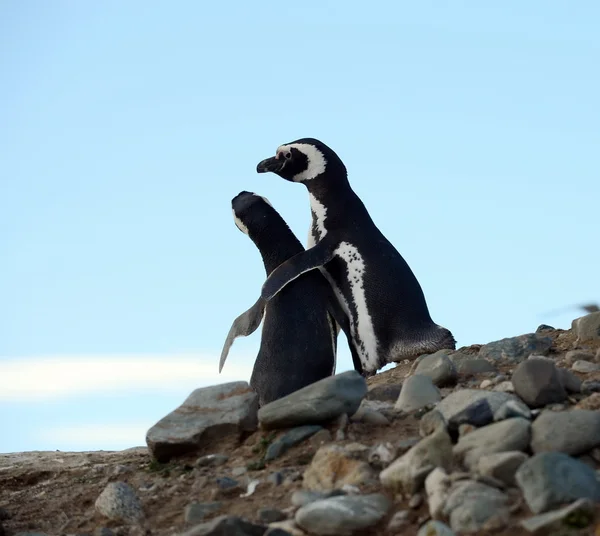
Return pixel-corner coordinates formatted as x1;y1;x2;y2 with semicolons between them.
261;236;338;301
218;297;266;373
325;290;365;376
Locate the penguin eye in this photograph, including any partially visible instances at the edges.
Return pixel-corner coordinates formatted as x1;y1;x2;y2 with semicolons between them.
284;151;292;160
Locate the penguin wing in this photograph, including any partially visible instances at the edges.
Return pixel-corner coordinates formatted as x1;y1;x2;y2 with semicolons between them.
261;236;339;301
324;288;364;377
218;296;266;373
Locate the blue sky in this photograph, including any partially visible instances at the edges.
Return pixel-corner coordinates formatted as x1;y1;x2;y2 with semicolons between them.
1;1;598;453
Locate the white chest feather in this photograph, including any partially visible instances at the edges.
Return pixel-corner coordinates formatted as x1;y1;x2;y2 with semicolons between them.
309;193;328;241
335;241;379;370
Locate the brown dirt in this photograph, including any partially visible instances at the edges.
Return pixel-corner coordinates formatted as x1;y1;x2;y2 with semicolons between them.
2;331;600;536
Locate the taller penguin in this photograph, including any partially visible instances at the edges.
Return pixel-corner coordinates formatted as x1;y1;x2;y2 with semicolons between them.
253;137;456;377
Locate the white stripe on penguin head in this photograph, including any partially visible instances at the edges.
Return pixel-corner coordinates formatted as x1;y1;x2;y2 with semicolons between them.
232;209;249;235
276;143;327;182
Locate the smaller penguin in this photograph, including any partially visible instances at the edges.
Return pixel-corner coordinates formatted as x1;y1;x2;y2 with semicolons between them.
219;191;362;406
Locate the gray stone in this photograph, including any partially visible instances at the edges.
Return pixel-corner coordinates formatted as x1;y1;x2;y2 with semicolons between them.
302;443;374;492
295;494;391;535
258;371;367;430
511;359;566;408
395;374;441;413
350;400;390;426
420;410;447;437
291;490;345;507
572;311;600;343
185;502;222;524
493;381;514;393
267;472;283;486
386;510;410;532
582;380;600;394
454;359;497;376
515;452;600;514
380;426;453;495
493;399;532;421
179;515;267;536
365;383;402;402
444;480;510;533
417;521;456;536
258;509;286;524
146;382;258;462
414;351;458;386
94;482;144;524
453;418;531;470
216;476;239;489
367;443;397;469
478;333;552;364
557;368;582;393
531;409;600;455
196;454;229;467
565;350;596;365
572;360;600;373
264;425;322;462
447;398;494;435
477;451;528;486
436;389;523;422
520;498;595;533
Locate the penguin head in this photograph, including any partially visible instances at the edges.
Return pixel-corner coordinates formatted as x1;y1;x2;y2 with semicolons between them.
256;138;347;183
231;191;275;236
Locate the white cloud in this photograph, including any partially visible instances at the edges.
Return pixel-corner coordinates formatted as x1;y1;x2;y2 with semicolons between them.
0;354;254;401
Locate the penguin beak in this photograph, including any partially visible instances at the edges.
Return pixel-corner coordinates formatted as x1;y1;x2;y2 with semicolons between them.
256;156;285;174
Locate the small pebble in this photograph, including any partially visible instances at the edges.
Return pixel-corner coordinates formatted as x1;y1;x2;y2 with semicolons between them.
196;454;229;467
572;360;600;373
258;508;287;524
409;493;424;509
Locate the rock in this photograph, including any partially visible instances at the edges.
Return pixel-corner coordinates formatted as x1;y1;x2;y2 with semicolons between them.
455;359;497;376
446;398;493;436
185;502;222;524
565;350;596;365
258;371;367;430
557;368;582;393
216;476;239;490
420;410;447;437
302;444;374;492
0;509;8;521
308;429;332;448
365;383;402;402
582;380;600;394
493;399;532;421
493;381;515;393
530;409;600;455
380;426;453;495
443;480;510;533
264;425;322;462
479;379;493;389
264;521;305;536
520;498;595;533
350;401;390;426
267;472;283;486
453;418;530;470
417;521;456;536
258;509;286;524
395;374;441;413
409;493;423;509
95;482;144;524
386;510;410;532
196;454;229;468
515;452;600;514
414;351;458;386
572;311;600;343
295;494;391;536
367;443;397;469
478;333;552;364
576;393;600;410
291;490;345;507
477;451;528;486
146;382;258;462
436;389;523;423
425;467;452;519
511;359;566;408
572;360;600;373
180;515;267;536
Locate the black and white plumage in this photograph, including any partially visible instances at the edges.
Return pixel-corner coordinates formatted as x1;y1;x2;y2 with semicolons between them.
219;191;362;406
254;138;456;376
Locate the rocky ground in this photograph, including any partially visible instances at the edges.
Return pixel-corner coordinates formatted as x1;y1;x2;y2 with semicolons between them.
2;312;600;536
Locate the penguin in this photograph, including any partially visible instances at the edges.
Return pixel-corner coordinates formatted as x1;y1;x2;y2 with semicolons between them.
250;138;456;377
219;191;363;406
